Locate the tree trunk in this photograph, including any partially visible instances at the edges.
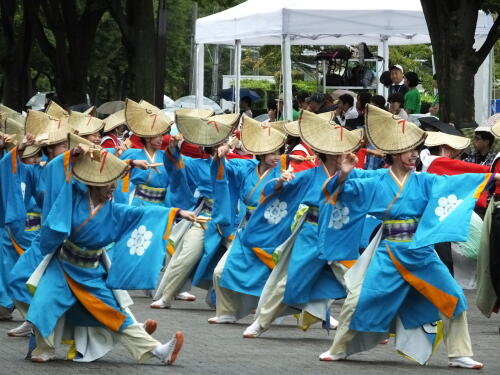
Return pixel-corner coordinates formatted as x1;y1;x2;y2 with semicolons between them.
421;0;480;129
0;0;34;111
109;0;156;103
30;0;107;107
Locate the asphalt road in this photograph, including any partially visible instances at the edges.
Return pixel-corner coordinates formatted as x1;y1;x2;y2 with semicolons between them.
0;289;499;375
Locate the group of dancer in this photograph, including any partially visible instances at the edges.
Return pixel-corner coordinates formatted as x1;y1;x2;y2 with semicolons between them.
0;98;499;370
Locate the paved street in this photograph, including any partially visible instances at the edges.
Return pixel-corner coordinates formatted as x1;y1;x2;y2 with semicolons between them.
0;289;499;375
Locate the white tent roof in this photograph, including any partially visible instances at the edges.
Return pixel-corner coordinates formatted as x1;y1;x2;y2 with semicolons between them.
196;0;493;46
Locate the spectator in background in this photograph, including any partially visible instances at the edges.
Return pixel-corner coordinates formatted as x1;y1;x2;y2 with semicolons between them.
268;94;300;121
296;92;310;110
388;64;409;97
388;93;408;120
345;91;371;129
335;94;358;126
462;128;497;167
403;71;421;114
240;96;253;118
429;74;440;117
369;95;386;109
307;93;335;114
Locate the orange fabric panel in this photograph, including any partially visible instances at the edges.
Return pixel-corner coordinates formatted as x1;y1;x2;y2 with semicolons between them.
11;148;17;174
163;208;180;241
8;230;24;255
473;173;492;199
64;273;126;332
216;158;225;180
252;247;275;269
338;260;356;269
386;244;458;319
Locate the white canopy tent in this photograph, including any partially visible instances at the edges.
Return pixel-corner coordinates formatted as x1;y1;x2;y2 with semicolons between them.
195;0;494;122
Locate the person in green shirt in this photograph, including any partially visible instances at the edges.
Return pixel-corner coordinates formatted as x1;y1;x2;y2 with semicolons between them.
403;72;421;114
268;93;300;121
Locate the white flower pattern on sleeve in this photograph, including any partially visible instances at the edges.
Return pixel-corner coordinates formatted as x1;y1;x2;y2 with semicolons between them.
264;199;288;225
328;202;350;229
127;225;153;256
434;194;463;222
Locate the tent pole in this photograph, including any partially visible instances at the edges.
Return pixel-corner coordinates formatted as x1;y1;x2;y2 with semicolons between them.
195;43;205;108
234;39;242;114
211;44;220;98
382;35;389;98
282;34;293;121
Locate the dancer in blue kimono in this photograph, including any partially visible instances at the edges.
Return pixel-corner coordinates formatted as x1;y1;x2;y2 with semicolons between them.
318;105;499;369
0;143;42;334
206;117;297;324
151;109;241;309
1;110;70;336
242;112;375;338
113;99;172;208
26;135;193;364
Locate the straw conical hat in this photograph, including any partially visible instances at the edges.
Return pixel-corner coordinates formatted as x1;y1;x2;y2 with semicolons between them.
103;109;127;133
26;110;70;145
240;117;287;155
298;110;363;155
284;111;335;137
175;108;215;118
0;104;17;115
22;145;42;158
69;111;104;136
83;106;95;115
125;99;172;137
492;119;500;139
176;111;240;147
69;133;128;186
4;115;25;146
45;100;69;118
424;131;470;150
365;104;425;153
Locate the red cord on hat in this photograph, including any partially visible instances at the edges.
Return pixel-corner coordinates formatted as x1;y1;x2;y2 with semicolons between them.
208;120;220;133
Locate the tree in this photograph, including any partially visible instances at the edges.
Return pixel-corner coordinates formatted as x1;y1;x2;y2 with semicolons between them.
107;0;156;103
421;0;500;128
0;0;34;110
28;0;108;106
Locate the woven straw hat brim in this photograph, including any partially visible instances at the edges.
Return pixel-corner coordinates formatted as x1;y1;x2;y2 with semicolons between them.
285;111;337;137
125;99;172;137
45;101;69;119
424;131;470;150
175;108;215;118
70;133;127;186
299;110;362;155
4;115;25;144
492;120;500;138
26;110;70;146
0;104;17;115
69;112;105;136
22;145;42;158
177;113;240;147
240;117;287;155
365;104;426;153
103;109;127;133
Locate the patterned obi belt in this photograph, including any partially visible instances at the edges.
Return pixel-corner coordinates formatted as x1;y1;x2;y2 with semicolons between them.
59;240;103;268
245;205;257;222
200;198;214;217
305;206;319;225
25;212;41;231
135;184;166;204
382;218;419;242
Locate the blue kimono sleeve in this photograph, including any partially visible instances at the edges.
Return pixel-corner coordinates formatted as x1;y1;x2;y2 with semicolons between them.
318;171;381;261
410;172;494;249
106;203;174;290
0;149;32;227
242;168;311;250
163;147;197;209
